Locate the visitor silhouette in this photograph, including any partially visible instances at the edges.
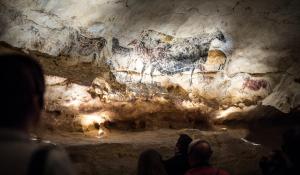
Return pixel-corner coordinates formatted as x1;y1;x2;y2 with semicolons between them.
260;127;300;175
0;53;75;175
185;140;230;175
137;149;168;175
164;134;193;175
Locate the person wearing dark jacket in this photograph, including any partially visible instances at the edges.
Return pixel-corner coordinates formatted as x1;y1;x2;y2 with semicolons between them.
0;53;75;175
164;134;193;175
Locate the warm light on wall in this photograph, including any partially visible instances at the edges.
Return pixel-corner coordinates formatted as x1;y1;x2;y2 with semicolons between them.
216;105;257;119
79;112;110;137
216;107;242;119
80;113;106;126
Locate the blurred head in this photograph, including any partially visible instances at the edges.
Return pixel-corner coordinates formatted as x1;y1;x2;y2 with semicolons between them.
282;127;300;165
137;149;167;175
175;134;192;155
259;150;287;175
188;140;213;167
0;53;45;131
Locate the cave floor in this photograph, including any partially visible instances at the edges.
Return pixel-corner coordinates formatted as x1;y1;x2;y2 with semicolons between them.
40;128;269;175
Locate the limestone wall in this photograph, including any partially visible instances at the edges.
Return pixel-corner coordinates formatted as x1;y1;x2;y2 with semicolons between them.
1;0;300;129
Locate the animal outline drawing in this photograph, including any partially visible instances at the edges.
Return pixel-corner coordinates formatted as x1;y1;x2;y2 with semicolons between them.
111;29;229;85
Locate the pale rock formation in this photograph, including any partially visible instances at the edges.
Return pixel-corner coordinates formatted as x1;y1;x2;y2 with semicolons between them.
0;0;300;125
1;1;300;174
263;74;300;113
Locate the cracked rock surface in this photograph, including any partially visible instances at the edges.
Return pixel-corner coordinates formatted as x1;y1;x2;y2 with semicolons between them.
1;1;300;175
0;0;300;129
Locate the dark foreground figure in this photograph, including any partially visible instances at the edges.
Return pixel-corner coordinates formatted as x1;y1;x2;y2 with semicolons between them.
164;134;193;175
260;127;300;175
185;140;229;175
137;149;168;175
138;137;230;175
0;54;75;175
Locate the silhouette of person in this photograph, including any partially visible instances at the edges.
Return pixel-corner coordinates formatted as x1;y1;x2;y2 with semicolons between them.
282;127;300;174
185;140;230;175
165;134;193;175
259;150;287;175
0;53;75;175
137;149;168;175
259;127;300;175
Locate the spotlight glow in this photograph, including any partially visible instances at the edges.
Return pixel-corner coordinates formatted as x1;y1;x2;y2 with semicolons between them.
216;107;241;119
216;105;257;119
80;113;106;126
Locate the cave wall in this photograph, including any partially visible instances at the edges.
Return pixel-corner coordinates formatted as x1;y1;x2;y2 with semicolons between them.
1;0;300;130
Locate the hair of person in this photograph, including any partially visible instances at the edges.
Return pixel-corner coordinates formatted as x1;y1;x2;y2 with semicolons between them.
0;53;45;128
282;127;300;164
259;150;288;175
188;139;213;164
176;134;193;154
137;149;168;175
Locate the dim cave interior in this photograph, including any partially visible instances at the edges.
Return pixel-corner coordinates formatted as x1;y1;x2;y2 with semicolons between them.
0;0;300;174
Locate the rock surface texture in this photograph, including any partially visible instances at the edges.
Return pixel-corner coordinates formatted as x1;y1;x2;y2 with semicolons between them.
1;1;300;175
1;0;300;127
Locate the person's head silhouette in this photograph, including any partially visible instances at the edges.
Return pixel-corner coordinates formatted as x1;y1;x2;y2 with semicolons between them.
137;149;168;175
176;134;192;155
188;140;213;167
0;53;45;132
282;127;300;166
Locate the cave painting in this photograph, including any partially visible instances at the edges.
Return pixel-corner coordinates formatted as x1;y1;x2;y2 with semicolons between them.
242;78;269;91
76;33;107;57
60;31;107;62
110;30;229;85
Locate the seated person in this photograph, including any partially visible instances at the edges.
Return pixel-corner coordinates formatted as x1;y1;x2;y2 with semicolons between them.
164;134;193;175
185;140;230;175
137;149;168;175
0;53;75;175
